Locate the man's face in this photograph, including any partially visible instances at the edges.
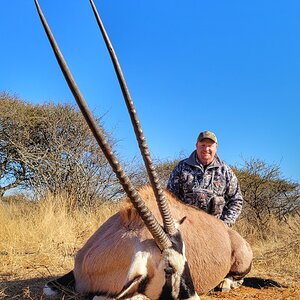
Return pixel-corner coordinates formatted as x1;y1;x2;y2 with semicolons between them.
196;138;218;165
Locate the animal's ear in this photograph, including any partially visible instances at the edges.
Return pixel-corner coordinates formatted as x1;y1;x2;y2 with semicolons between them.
116;274;144;299
178;216;187;225
117;250;150;299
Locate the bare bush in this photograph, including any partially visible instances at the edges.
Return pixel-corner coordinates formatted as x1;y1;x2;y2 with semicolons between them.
234;158;300;234
150;156;300;238
134;156;184;189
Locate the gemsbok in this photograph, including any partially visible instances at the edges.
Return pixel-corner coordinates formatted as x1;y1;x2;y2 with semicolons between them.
34;0;253;299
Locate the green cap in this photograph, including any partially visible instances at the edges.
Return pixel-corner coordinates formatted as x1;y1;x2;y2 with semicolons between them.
197;130;218;143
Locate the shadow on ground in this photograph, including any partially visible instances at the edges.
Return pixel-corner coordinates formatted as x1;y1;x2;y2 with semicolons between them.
0;276;81;300
0;276;287;299
242;277;286;289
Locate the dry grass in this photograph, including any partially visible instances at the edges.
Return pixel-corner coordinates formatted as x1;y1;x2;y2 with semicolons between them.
235;216;300;286
0;194;120;299
0;195;299;299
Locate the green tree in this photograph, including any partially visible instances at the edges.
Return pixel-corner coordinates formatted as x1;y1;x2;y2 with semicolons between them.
0;92;133;205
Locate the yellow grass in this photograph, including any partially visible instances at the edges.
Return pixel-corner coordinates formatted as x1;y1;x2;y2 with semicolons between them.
235;216;300;285
0;195;120;282
0;194;299;299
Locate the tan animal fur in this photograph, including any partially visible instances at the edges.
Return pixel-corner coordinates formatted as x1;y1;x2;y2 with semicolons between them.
74;185;253;296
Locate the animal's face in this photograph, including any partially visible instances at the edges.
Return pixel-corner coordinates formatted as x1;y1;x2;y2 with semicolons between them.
162;232;199;300
146;232;200;300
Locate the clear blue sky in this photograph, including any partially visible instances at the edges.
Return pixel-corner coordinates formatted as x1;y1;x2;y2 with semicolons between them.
1;1;299;183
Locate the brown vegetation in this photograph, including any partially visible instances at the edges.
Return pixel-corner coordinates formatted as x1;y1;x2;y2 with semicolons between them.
0;194;299;299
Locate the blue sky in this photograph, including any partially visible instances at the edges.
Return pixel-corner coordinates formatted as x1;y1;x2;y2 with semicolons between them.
1;1;299;183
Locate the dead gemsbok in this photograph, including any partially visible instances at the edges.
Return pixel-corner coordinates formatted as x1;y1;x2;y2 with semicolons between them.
34;0;252;299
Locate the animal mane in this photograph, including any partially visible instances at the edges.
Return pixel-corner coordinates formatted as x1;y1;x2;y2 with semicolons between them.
119;185;158;227
119;185;196;228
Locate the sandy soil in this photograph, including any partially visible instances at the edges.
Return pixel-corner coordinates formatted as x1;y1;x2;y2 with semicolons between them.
1;272;299;300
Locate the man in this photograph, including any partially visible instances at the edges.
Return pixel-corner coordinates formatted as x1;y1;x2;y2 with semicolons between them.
167;130;243;227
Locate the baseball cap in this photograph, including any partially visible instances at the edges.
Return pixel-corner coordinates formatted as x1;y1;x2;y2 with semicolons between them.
197;130;218;143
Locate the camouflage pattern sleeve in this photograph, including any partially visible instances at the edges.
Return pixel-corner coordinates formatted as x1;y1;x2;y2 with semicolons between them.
220;166;243;227
166;162;183;200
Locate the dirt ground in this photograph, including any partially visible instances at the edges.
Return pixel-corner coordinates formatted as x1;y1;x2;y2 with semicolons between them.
205;285;300;300
1;271;299;300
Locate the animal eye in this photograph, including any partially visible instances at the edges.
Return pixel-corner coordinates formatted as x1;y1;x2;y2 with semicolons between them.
164;266;175;275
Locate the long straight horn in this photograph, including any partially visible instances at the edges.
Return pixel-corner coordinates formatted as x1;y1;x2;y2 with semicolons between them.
89;0;177;236
34;0;171;250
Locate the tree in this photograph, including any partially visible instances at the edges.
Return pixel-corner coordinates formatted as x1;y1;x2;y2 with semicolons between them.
233;158;300;227
0;92;134;205
146;155;300;230
0;93;32;197
132;157;182;189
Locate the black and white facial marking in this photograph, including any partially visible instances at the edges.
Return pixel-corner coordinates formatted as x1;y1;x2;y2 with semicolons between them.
158;232;200;300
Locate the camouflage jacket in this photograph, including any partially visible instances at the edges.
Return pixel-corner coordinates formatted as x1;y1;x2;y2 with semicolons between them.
167;151;243;226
